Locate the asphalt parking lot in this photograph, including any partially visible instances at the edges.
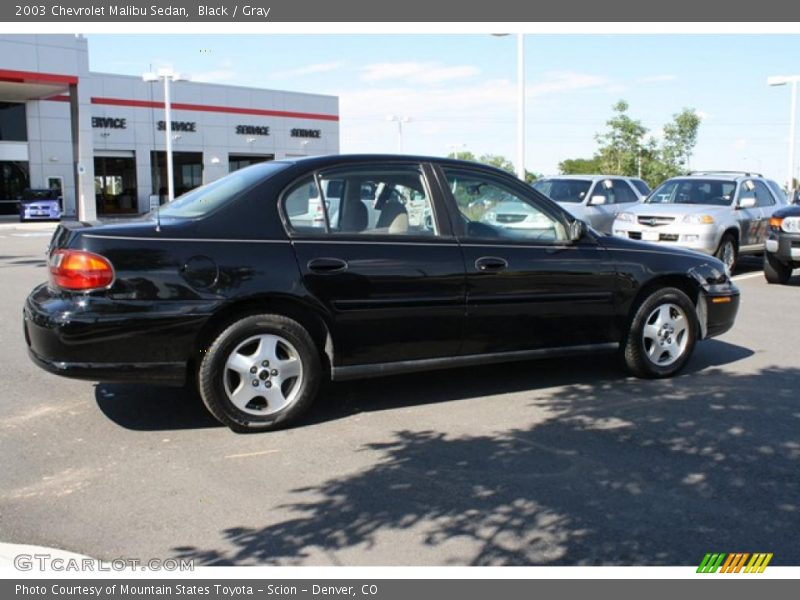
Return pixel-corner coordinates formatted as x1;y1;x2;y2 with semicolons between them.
1;227;798;566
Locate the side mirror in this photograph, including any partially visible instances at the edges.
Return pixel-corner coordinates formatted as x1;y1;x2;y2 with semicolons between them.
588;195;607;206
568;219;586;242
738;196;756;209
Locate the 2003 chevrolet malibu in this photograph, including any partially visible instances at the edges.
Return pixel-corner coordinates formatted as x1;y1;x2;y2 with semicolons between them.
24;155;741;431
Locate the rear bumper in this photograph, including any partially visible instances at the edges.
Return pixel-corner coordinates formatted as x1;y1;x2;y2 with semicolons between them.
27;347;186;386
23;283;214;386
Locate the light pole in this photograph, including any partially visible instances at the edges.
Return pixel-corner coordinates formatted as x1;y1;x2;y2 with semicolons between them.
143;68;188;202
768;75;800;193
387;115;411;153
492;34;526;181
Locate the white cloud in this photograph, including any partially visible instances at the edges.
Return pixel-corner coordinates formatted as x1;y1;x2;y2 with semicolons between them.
190;69;237;84
273;61;345;78
333;71;614;157
695;110;710;120
360;61;480;85
638;74;678;83
734;138;747;151
527;71;612;97
186;59;237;84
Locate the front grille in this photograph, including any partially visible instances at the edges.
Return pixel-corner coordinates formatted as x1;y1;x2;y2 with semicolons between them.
628;232;678;242
637;215;675;227
496;214;527;224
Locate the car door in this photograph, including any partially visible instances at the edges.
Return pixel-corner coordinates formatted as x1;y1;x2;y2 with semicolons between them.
433;164;619;355
735;180;764;249
753;180;779;245
588;178;640;234
283;162;466;368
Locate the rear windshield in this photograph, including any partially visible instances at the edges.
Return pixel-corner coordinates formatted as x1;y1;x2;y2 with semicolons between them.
157;162;290;218
647;179;736;206
532;179;592;203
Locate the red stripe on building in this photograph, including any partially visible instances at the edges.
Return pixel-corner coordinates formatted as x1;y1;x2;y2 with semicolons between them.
0;68;78;86
91;96;339;122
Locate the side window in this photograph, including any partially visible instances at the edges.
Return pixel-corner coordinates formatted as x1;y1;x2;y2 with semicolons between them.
753;180;776;207
283;176;326;232
737;180;757;206
590;179;613;204
443;167;568;243
320;166;438;237
612;180;638;204
630;179;651;196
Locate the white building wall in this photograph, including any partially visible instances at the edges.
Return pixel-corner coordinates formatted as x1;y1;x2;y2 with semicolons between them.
2;34;340;218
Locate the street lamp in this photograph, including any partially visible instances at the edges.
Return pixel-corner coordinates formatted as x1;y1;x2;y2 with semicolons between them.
768;75;800;193
387;115;411;153
143;68;189;202
492;34;526;181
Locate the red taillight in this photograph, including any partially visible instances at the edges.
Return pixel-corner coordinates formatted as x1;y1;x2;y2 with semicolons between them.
48;249;114;291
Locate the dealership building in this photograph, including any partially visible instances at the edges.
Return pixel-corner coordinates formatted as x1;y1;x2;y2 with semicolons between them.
0;34;340;220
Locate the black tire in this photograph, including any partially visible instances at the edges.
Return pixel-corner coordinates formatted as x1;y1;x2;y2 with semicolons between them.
764;252;793;285
623;287;698;379
198;314;321;432
715;233;738;273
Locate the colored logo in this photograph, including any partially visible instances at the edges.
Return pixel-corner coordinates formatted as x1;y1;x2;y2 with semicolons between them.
697;553;773;573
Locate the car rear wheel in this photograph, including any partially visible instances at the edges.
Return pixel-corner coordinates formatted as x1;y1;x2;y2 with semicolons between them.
623;287;698;378
764;252;793;285
198;314;321;432
715;234;738;273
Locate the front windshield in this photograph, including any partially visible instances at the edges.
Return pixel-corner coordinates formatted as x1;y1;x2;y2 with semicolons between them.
532;179;592;203
647;179;736;206
157;162;290;218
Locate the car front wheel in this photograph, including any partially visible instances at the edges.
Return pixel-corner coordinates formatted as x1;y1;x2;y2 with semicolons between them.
198;314;321;432
623;287;698;378
764;252;793;284
715;234;738;273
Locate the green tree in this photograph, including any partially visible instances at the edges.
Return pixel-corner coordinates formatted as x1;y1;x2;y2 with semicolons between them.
558;157;604;175
595;100;648;176
558;101;702;188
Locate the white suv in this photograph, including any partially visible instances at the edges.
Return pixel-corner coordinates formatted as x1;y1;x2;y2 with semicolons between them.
612;172;787;271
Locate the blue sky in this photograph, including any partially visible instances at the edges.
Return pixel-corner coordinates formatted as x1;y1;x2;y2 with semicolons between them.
86;34;800;182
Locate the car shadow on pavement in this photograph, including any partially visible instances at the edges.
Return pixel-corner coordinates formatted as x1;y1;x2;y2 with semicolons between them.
94;383;222;430
169;359;799;566
93;340;752;432
307;339;754;426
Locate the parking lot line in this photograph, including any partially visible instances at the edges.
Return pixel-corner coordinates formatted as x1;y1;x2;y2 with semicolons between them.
732;272;766;281
224;449;281;459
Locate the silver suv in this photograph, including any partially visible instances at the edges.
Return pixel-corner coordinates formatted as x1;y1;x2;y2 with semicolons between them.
612;172;787;271
532;175;649;234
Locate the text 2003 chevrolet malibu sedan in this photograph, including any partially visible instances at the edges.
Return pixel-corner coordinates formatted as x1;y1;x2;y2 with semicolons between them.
24;155;741;432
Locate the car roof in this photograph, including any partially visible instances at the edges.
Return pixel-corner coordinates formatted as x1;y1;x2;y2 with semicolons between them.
274;153;516;172
537;174;642;181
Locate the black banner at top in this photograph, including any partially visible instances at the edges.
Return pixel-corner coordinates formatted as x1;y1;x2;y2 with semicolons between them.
2;0;800;22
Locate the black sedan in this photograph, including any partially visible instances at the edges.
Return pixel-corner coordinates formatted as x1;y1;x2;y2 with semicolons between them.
24;155;740;431
764;205;800;284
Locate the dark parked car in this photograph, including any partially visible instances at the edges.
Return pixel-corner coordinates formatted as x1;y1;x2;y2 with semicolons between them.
24;155;741;431
764;205;800;284
19;188;62;222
